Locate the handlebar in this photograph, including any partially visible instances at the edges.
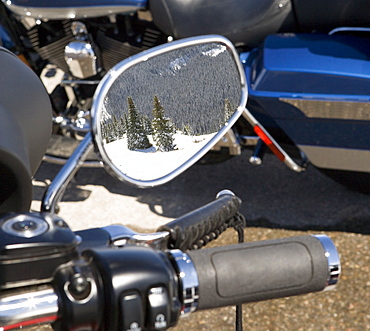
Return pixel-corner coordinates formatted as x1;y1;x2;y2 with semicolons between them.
157;189;244;250
0;235;339;330
0;192;341;330
187;234;340;310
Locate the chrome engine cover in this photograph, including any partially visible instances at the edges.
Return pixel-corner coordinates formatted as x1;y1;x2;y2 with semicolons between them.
65;40;100;78
64;22;101;79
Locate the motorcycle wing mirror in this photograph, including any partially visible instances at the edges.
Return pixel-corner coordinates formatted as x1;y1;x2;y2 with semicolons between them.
41;35;247;213
91;35;247;187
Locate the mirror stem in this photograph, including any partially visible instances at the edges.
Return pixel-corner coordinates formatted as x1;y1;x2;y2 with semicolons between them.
41;132;96;214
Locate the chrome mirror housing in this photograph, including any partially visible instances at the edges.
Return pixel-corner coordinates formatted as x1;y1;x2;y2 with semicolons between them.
91;35;247;187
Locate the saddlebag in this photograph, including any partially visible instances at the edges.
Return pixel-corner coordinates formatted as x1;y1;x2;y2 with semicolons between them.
244;33;370;173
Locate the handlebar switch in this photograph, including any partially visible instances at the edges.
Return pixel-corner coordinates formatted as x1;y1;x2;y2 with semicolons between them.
147;286;170;329
82;246;181;330
121;291;145;331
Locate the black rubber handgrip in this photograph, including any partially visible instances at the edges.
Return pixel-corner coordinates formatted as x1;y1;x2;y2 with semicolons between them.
187;235;339;310
157;192;242;251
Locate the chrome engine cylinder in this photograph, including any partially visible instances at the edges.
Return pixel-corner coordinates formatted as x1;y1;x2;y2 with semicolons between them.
64;41;100;79
64;22;101;79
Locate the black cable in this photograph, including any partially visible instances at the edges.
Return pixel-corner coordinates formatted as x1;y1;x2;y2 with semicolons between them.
233;212;246;331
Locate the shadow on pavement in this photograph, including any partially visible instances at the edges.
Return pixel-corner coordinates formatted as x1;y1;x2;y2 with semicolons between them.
33;151;370;234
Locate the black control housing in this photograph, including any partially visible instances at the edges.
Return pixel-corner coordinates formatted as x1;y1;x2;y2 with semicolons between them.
0;212;79;289
81;246;181;330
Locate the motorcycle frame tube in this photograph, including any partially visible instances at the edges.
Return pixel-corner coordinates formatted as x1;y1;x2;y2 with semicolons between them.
91;35;248;187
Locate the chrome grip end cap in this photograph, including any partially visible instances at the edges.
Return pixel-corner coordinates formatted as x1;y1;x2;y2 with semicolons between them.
169;250;199;317
314;234;341;291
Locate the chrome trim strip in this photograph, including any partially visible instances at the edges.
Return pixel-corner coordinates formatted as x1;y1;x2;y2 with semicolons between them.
313;235;341;291
329;27;370;35
0;288;58;327
298;145;370;173
5;4;143;19
280;98;370;121
170;250;199;317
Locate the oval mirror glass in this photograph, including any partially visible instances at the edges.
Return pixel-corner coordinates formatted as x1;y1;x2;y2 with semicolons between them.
92;35;247;187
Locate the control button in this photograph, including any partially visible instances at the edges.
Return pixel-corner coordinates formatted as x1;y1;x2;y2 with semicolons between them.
147;287;169;330
154;314;167;329
127;322;141;331
121;292;144;331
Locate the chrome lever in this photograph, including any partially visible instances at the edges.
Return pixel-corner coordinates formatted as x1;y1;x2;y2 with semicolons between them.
103;225;170;250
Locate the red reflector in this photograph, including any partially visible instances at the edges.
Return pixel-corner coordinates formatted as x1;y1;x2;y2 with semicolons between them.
253;125;285;162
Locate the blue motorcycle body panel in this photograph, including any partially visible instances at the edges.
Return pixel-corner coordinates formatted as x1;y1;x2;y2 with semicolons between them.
4;0;147;19
248;34;370;94
0;25;15;49
243;33;370;172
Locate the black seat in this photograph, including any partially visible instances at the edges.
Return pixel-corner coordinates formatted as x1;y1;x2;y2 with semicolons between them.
292;0;370;32
150;0;296;46
150;0;370;46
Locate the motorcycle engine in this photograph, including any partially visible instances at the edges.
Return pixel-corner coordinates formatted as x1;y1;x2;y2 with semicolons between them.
26;13;167;76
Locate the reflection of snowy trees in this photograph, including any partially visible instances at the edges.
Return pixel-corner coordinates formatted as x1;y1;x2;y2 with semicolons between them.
101;96;235;151
224;99;234;124
102;115;125;143
104;43;241;136
126;96;152;150
102;96;176;152
152;96;176;152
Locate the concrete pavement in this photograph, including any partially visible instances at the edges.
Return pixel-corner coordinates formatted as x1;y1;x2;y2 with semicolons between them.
32;151;370;234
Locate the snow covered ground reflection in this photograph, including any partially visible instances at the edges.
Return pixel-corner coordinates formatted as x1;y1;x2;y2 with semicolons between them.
103;132;216;181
